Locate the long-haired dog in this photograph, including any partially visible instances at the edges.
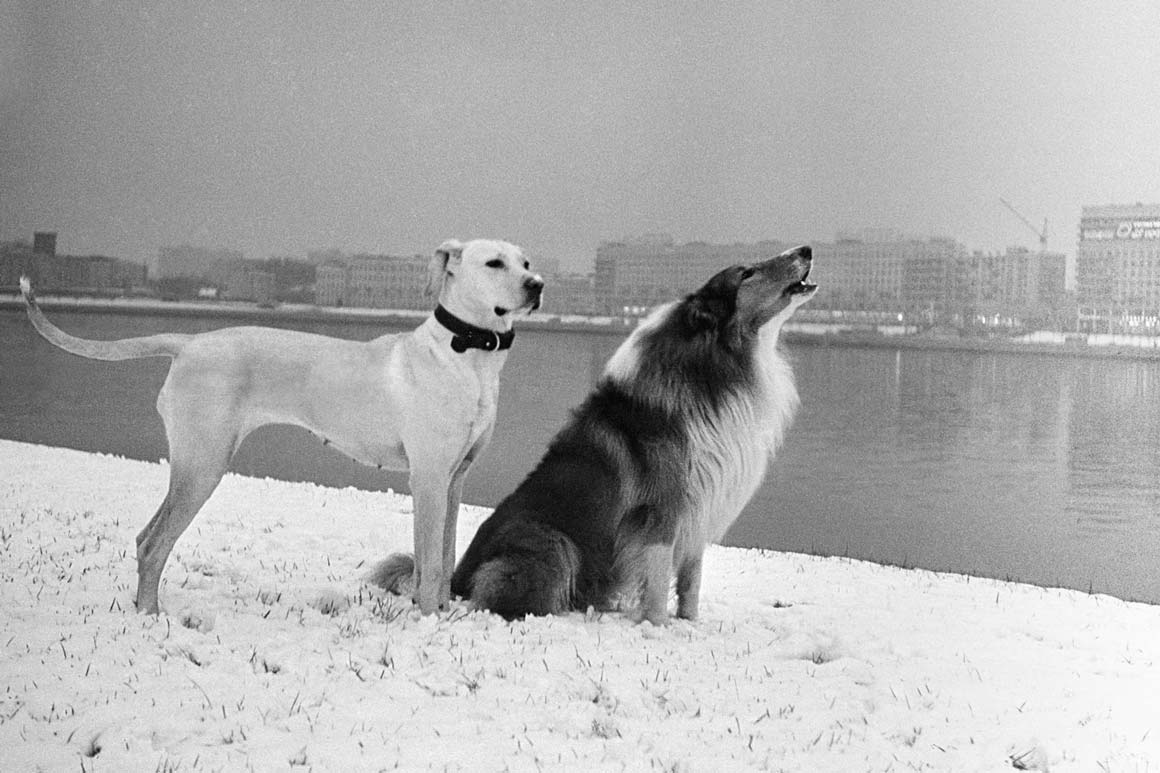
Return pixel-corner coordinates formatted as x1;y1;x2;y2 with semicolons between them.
21;239;542;616
378;245;814;623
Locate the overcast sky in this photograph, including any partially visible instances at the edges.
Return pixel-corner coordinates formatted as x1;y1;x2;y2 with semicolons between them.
2;1;1158;270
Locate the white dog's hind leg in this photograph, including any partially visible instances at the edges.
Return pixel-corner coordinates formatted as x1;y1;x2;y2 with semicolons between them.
136;420;236;614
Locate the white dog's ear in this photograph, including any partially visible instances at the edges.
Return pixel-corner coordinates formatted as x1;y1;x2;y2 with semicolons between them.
426;239;464;298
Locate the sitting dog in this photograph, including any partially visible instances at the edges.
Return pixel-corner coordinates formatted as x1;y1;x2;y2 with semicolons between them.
379;244;815;624
21;239;543;615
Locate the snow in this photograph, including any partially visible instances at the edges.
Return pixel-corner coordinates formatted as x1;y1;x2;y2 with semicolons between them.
1;439;1157;772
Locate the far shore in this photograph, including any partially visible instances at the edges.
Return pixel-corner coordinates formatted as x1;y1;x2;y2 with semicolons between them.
4;292;1160;360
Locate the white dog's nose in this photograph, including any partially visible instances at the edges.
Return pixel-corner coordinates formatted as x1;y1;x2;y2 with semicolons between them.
525;275;544;310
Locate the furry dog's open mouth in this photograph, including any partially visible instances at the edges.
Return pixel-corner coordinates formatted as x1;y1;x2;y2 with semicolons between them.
784;266;817;297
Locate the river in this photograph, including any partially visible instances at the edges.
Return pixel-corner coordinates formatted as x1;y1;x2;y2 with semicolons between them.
2;308;1158;603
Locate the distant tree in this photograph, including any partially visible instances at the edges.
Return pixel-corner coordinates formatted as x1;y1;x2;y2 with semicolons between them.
259;258;316;302
156;276;209;300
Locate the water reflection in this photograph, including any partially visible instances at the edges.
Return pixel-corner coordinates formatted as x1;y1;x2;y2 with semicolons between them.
737;344;1160;602
1067;359;1160;537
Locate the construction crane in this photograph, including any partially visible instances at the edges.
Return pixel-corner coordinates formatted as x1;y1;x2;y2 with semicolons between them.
999;197;1048;252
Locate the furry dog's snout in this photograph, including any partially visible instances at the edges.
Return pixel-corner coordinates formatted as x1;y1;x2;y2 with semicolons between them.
780;246;816;297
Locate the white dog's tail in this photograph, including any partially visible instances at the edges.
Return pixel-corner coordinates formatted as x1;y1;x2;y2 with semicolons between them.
20;276;190;361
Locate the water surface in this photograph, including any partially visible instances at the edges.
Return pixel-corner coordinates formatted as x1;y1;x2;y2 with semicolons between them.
2;309;1157;602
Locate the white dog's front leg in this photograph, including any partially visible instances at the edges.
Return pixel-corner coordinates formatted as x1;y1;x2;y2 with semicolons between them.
410;473;450;615
442;460;474;603
443;430;489;603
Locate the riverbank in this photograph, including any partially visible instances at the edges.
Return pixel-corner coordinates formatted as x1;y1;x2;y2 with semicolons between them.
5;292;1160;360
1;440;1157;771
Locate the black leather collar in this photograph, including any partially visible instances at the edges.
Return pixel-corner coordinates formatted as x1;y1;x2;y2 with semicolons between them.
435;305;514;353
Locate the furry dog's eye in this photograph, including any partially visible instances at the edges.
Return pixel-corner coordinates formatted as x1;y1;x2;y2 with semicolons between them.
523;260;531;270
486;259;504;269
740;267;756;280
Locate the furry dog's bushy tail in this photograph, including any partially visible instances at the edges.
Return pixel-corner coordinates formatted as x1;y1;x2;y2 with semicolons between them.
451;520;583;620
370;523;584;620
368;553;416;597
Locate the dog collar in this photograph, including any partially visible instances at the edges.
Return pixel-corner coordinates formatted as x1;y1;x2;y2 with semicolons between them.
435;305;514;353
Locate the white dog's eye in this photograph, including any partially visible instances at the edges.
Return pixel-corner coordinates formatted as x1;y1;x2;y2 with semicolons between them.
486;259;504;269
523;260;530;270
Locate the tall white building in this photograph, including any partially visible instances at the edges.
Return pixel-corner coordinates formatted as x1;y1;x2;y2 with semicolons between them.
1076;204;1160;317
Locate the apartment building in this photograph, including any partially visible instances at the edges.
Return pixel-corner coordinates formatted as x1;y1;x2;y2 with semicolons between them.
595;235;791;314
1076;204;1160;315
315;253;429;310
596;233;1065;325
0;236;147;292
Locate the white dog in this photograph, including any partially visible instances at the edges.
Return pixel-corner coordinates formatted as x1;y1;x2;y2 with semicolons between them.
20;239;543;616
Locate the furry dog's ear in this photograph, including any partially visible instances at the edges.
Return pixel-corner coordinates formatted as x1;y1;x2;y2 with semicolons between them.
426;239;465;298
682;265;746;333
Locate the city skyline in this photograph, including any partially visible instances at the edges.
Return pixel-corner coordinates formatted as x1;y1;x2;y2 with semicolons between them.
3;3;1159;270
3;222;1072;269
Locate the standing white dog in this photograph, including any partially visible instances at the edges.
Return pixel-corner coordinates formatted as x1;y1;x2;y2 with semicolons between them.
20;239;543;616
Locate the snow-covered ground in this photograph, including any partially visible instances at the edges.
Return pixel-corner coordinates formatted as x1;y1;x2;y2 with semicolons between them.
1;439;1157;772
